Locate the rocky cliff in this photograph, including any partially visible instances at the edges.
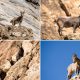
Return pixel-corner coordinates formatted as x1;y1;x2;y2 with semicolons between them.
0;41;40;80
41;0;80;40
0;0;40;40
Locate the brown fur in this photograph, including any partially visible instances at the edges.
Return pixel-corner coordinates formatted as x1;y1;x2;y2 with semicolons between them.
67;54;80;80
67;62;80;80
55;16;80;36
10;11;25;26
72;54;80;64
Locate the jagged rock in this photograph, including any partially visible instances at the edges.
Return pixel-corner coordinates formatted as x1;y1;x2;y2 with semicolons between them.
0;25;33;40
0;41;40;80
63;33;80;40
0;60;11;72
22;41;33;56
25;0;40;5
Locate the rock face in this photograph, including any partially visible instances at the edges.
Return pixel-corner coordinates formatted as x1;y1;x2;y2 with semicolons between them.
0;0;40;40
41;0;80;40
0;41;40;80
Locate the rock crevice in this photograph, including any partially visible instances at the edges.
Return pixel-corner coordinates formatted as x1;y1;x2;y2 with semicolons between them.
0;41;40;80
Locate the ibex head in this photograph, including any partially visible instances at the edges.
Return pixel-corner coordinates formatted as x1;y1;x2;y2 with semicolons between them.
20;11;25;16
72;53;77;63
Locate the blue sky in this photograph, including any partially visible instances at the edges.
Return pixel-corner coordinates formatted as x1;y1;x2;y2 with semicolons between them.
41;41;80;80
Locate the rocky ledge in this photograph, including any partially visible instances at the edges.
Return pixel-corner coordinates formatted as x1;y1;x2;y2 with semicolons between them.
0;24;33;40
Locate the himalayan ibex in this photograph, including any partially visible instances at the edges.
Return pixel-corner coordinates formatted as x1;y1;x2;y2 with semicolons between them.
55;16;80;36
67;54;80;80
10;11;25;26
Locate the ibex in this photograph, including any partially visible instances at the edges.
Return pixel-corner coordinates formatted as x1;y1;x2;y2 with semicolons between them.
10;11;25;26
67;62;80;80
55;16;80;36
67;54;80;80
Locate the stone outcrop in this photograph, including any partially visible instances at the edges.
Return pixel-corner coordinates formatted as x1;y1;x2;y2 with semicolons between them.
0;25;33;40
41;0;80;40
0;41;40;80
